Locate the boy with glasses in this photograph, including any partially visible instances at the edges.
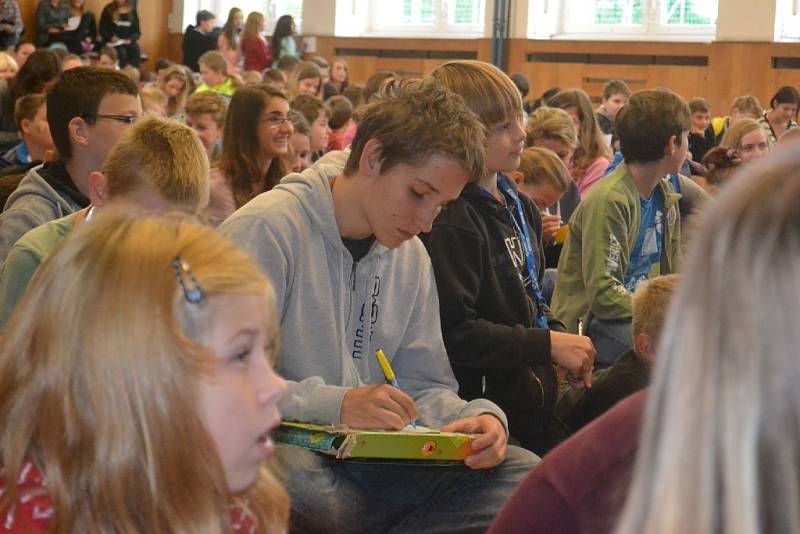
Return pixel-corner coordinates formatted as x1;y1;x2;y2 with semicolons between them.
0;67;140;262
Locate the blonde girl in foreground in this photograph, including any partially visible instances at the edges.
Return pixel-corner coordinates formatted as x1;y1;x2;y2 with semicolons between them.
0;212;288;533
615;141;800;534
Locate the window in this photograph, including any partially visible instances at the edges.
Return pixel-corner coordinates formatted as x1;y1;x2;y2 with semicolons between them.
367;0;487;37
530;0;718;40
181;0;302;34
776;0;800;41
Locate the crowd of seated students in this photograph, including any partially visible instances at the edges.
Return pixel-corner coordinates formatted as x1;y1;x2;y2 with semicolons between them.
1;9;800;530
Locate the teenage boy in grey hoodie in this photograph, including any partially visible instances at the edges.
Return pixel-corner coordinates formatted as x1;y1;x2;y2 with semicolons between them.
220;79;538;533
0;67;140;262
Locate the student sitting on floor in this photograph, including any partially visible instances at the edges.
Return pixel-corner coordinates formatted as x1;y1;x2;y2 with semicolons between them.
551;274;679;445
423;61;595;454
0;67;139;262
220;78;538;533
0;116;210;330
552;90;686;368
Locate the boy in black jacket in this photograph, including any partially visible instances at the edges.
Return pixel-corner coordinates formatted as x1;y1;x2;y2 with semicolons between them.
182;10;220;72
423;61;596;454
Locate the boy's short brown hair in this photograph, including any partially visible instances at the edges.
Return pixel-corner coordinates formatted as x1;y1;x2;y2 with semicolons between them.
262;68;286;86
185;91;229;127
325;95;353;130
603;79;631;100
103;116;210;214
689;97;710;114
288;110;310;137
616;90;690;165
47;67;139;162
291;94;329;125
344;78;485;183
13;93;46;131
430;60;521;126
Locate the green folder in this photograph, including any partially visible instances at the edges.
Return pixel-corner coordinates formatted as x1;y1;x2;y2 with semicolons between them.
274;422;475;461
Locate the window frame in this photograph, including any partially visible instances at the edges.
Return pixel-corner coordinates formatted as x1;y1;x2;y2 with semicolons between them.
531;0;718;42
364;0;488;38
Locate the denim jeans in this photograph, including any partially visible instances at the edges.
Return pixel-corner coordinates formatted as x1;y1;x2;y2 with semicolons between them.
586;317;632;369
541;268;558;306
274;443;538;534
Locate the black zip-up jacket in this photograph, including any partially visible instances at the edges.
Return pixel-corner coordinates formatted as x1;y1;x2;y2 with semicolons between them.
421;178;566;454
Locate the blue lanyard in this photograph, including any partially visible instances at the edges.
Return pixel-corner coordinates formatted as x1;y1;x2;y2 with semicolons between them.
481;175;549;329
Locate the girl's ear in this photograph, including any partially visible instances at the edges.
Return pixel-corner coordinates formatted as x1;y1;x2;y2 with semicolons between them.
510;170;524;184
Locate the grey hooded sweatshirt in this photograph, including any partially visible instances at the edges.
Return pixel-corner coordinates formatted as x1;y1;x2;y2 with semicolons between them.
0;164;85;263
220;151;508;430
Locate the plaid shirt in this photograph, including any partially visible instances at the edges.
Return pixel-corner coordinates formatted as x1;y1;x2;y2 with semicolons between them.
0;0;21;37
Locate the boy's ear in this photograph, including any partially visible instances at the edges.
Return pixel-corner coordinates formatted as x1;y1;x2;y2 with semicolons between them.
663;133;678;157
68;116;91;150
87;171;111;207
358;138;382;178
19;118;31;136
634;332;656;365
510;170;524;184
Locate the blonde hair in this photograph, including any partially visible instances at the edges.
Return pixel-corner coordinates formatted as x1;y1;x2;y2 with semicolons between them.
630;274;680;342
157;65;190;118
103;116;210;213
731;95;763;117
199;50;228;76
525;106;578;148
0;212;289;533
139;85;168;116
720;117;762;151
614;142;800;534
430;60;522;127
0;52;19;76
516;146;571;192
186;91;229;127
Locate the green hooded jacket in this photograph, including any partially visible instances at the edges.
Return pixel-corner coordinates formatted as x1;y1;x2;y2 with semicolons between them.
551;162;682;333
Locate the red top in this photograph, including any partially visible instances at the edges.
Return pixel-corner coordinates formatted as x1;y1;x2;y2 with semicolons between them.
488;390;648;534
0;461;257;533
241;36;272;73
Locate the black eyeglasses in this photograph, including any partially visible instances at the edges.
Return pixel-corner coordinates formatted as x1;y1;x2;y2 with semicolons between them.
83;114;139;124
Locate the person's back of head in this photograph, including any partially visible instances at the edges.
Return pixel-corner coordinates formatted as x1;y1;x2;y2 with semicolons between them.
344;78;485;183
342;84;364;110
0;52;18;80
0;211;288;532
276;54;302;77
7;49;60;116
700;146;741;193
630;274;680;364
363;71;396;103
47;66;139;163
326;95;353;131
92;116;210;214
509;73;530;99
615;89;690;165
615;138;800;534
263;68;287;90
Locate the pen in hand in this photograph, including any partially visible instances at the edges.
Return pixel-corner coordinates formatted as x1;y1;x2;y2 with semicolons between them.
375;349;417;429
